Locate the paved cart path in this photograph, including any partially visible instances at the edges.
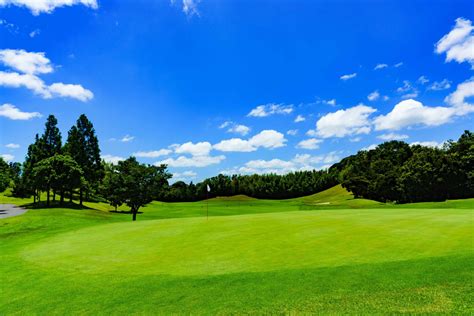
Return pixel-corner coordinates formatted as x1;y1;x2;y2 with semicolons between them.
0;204;28;219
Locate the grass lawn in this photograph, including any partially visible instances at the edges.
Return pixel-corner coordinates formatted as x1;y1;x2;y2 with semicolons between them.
1;186;473;314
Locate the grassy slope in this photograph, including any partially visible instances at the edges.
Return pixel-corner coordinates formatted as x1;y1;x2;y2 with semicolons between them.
1;186;473;314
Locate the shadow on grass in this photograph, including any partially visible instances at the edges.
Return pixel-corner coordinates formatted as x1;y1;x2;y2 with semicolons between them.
22;201;93;210
109;210;143;214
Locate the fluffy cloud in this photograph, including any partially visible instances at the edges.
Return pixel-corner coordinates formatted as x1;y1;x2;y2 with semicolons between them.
247;103;293;117
158;155;225;168
213;130;287;152
102;154;125;164
325;99;336;106
0;103;41;120
0;49;93;101
410;141;444;148
428;79;451;91
5;143;20;148
286;129;298;136
0;0;98;15
367;90;380;101
340;73;357;80
374;99;456;130
435;18;474;67
294;114;305;122
377;133;409;141
120;135;134;142
444;77;474;114
172;170;197;181
397;80;418;99
173;141;212;156
133;149;172;158
315;104;376;138
0;49;52;74
0;153;14;162
296;138;322;150
219;121;250;136
374;64;388;70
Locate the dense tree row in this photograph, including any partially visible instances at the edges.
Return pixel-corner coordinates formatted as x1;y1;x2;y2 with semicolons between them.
331;130;474;203
160;170;339;201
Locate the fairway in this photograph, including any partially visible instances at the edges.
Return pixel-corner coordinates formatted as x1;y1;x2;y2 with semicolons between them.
1;186;473;314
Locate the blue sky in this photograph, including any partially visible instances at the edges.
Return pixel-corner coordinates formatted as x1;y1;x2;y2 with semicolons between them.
0;0;473;182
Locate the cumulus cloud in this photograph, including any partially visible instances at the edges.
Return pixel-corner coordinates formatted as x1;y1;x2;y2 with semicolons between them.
172;170;197;181
396;80;419;99
294;114;305;122
0;103;41;120
325;99;336;106
296;138;322;150
444;77;474;114
247;103;294;117
428;79;451;91
367;90;380;101
0;71;49;97
48;83;93;101
173;141;212;156
435;17;474;67
410;141;444;148
5;143;20;149
29;29;40;38
286;129;298;136
219;121;250;136
133;149;172;158
158;155;225;168
213;130;287;152
102;154;125;164
0;49;52;74
315;104;376;138
0;0;98;15
374;63;388;70
0;153;14;162
377;133;409;141
340;73;357;80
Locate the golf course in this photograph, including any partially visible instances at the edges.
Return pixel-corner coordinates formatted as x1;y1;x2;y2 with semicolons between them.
1;185;473;314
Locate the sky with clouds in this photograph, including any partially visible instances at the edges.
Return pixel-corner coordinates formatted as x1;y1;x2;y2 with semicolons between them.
0;0;473;182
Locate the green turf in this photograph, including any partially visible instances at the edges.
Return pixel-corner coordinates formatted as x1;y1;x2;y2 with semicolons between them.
1;185;473;314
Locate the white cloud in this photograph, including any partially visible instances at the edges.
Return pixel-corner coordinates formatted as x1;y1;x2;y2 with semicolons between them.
350;137;362;142
367;90;380;101
133;149;172;158
306;129;318;137
0;103;41;120
213;130;287;152
325;99;336;106
401;92;419;99
361;144;378;151
287;129;298;136
102;154;125;164
374;63;388;70
436;18;474;67
417;76;429;85
383;95;390;101
5;143;20;149
29;29;40;38
377;133;409;141
247;103;293;117
0;153;14;162
220;122;250;136
159;155;225;168
48;83;93;101
172;170;197;181
410;141;444;148
428;79;451;91
0;49;52;74
120;135;134;143
296;138;322;150
0;71;50;97
0;0;98;15
394;62;403;68
397;80;418;99
182;0;200;17
316;104;376;138
444;77;474;115
374;99;456;131
174;141;212;156
340;73;357;80
294;114;305;122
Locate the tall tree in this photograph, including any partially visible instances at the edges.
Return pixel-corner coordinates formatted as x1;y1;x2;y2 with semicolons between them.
65;114;104;205
40;115;62;158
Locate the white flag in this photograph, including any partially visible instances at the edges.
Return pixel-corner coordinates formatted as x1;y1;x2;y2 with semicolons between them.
207;184;211;192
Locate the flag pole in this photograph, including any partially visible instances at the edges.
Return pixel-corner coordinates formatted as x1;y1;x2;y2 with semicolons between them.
206;184;210;220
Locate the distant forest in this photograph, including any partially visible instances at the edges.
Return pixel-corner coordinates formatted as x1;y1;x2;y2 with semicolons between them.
0;114;472;207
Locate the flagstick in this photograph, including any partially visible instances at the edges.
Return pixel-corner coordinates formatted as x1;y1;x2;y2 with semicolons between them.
206;191;209;220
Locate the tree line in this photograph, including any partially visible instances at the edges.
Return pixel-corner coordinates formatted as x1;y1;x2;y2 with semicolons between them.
1;113;472;220
331;130;473;203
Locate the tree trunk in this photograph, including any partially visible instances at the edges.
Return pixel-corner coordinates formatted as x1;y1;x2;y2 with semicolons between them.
79;188;83;206
33;190;36;204
47;189;50;207
132;207;139;221
60;191;64;205
70;190;73;203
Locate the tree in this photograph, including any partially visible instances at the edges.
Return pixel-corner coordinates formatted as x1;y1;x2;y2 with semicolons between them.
0;157;10;192
40;115;62;158
104;157;171;221
65;114;104;205
32;155;84;206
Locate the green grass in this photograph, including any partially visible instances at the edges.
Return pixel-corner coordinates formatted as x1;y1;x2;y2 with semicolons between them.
1;185;473;314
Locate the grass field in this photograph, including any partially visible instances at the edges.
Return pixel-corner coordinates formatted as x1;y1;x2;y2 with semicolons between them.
1;186;473;314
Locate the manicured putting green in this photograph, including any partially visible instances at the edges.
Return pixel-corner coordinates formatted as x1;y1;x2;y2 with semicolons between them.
23;208;472;276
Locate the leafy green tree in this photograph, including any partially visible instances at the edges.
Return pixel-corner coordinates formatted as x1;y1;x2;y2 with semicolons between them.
65;114;104;205
0;157;10;192
40;115;62;157
104;157;171;220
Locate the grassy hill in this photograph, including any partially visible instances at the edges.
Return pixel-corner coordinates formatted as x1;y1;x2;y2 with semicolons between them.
1;185;473;313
